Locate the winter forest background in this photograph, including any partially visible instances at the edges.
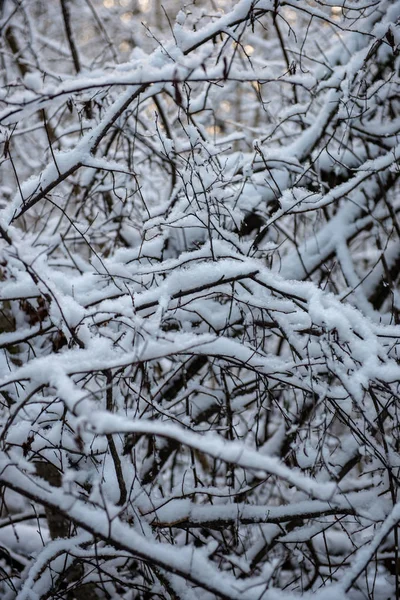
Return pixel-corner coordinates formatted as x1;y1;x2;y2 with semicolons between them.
0;0;399;598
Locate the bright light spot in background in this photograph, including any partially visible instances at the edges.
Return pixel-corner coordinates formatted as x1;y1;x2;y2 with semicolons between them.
120;11;133;22
138;0;151;11
145;102;159;121
120;0;131;5
119;41;131;52
206;125;222;136
244;45;254;56
221;101;231;112
103;0;114;7
282;8;297;24
331;6;342;20
81;27;96;43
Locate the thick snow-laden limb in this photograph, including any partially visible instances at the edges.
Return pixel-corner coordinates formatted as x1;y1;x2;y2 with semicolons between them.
341;501;400;592
146;498;358;528
266;143;400;216
81;413;339;500
16;532;92;600
1;0;278;223
0;459;382;600
0;463;314;600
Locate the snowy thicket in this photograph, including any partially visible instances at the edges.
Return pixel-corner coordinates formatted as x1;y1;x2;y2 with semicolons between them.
0;0;399;598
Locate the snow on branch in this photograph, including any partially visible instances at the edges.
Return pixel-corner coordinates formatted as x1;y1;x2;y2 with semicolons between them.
0;1;399;598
